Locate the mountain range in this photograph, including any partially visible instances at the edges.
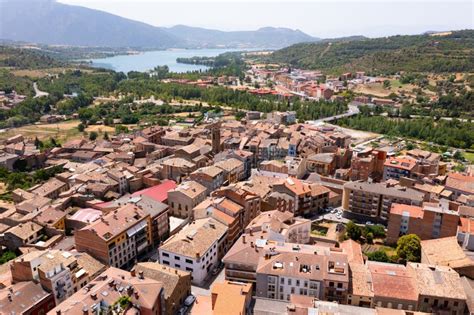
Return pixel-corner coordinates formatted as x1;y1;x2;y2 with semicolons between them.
0;0;319;49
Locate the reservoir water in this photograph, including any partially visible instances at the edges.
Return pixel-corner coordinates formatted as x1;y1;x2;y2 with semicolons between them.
88;48;251;73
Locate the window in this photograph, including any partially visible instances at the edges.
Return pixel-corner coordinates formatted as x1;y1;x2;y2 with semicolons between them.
175;256;181;260
186;267;193;272
291;287;295;294
424;298;429;303
268;284;276;292
163;260;169;265
163;252;169;257
337;283;343;288
296;280;300;286
329;282;334;287
186;259;193;264
454;302;459;307
175;264;181;268
288;279;292;285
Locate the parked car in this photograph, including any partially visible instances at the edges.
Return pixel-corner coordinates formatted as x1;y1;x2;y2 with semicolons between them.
178;307;188;315
184;295;196;307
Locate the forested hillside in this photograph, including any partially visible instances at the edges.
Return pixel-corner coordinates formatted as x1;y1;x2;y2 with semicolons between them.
269;30;474;74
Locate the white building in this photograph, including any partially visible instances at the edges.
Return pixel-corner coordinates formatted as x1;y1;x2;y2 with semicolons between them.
158;218;228;285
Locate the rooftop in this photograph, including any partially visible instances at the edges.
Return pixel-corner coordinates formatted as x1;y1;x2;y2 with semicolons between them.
160;217;227;258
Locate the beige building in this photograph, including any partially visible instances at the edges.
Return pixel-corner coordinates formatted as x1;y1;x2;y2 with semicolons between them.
134;262;192;315
168;180;207;218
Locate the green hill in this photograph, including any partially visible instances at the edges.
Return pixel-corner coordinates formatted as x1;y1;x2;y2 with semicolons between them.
269;30;474;74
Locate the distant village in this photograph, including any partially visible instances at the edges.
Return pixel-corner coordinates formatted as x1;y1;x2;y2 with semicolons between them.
0;109;473;314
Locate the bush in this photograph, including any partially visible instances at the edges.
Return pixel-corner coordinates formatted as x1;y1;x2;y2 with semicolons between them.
366;250;390;262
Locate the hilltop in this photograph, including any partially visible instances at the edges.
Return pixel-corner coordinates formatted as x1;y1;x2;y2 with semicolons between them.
269;30;474;74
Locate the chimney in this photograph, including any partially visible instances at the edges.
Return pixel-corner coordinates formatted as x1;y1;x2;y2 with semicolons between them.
56;311;61;315
90;293;97;300
7;293;12;302
130;269;136;277
138;271;144;280
82;306;89;315
242;234;246;244
250;241;254;248
31;224;34;230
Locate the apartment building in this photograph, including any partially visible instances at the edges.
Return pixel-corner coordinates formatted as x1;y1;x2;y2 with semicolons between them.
212;184;262;229
255;247;349;303
245;210;311;244
75;204;152;268
190;165;224;195
383;157;417;181
10;249;105;304
134;262;192;315
350;149;386;181
168;180;207;218
272;178;330;217
386;203;459;244
342;182;424;223
48;267;165;315
158;218;228;285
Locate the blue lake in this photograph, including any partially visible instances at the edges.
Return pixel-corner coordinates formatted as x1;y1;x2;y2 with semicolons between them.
88;48;252;73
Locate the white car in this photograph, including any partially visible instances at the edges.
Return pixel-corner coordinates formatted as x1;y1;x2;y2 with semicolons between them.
184;295;196;307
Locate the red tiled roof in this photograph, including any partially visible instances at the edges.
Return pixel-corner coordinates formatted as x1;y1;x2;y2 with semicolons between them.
132;180;177;203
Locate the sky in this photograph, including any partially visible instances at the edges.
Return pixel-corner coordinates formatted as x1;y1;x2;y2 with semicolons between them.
58;0;473;38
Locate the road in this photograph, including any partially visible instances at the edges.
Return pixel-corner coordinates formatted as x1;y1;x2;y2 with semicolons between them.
33;82;49;98
305;104;360;125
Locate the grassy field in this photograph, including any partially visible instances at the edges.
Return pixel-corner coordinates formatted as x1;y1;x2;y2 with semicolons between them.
463;151;474;164
0;120;134;143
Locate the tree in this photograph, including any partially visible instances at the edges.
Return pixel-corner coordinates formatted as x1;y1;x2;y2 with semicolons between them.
89;131;98;141
396;234;421;263
78;123;85;132
346;221;362;241
103;131;110;141
366;232;374;244
383;80;391;89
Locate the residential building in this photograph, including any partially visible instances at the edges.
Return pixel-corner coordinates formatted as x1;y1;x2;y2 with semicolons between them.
10;249;105;304
158;218;228;285
383;157;418;181
342;182;424;223
168;180;207;218
367;261;418;311
245;210;311;244
75;204;152;268
190;165;225;195
386;203;459;244
407;263;467;314
0;281;56;315
255;246;349;303
134;262;192;315
272;178;330;217
215;158;245;184
306;153;336;176
420;237;474;279
445;173;474;198
48;267;165;315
